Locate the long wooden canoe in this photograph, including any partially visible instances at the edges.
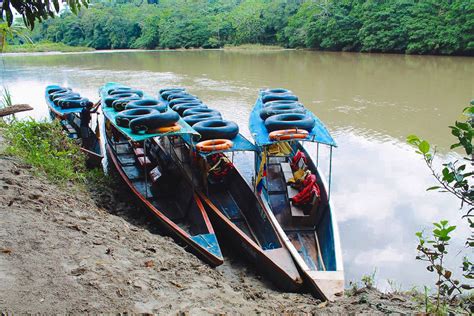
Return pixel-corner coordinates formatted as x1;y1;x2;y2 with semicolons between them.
249;90;344;301
101;83;223;266
158;89;303;291
45;85;103;167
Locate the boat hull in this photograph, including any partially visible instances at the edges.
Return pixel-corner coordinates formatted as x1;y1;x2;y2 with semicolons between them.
45;89;103;167
106;143;223;267
199;191;303;292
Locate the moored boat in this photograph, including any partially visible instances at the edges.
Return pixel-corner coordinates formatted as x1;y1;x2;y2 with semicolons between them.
158;88;304;291
45;85;103;167
100;82;223;267
249;88;344;301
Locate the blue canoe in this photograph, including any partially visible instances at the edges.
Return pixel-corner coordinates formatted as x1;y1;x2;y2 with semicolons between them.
100;82;223;266
45;84;103;167
158;88;304;292
249;89;344;301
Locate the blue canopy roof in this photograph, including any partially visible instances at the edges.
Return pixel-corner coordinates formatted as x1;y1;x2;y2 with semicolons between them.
249;91;337;147
100;83;200;142
158;87;257;156
45;85;87;116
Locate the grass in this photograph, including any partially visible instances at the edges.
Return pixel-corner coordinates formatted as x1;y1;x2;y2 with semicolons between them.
3;42;94;53
1;119;100;185
223;44;285;50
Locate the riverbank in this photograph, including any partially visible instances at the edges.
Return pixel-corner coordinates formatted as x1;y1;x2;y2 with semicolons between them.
2;44;285;55
0;124;421;314
3;42;94;53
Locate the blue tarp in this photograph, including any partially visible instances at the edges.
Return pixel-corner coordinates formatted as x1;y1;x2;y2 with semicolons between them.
159;87;257;156
248;91;337;147
45;85;87;116
100;83;200;142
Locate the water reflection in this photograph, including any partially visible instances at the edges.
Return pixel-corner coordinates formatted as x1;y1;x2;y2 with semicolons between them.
1;50;472;290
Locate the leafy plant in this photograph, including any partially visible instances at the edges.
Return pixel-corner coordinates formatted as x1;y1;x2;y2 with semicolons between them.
1;86;13;108
386;279;402;294
361;268;377;289
3;119;88;184
408;102;474;313
0;22;32;52
415;221;470;312
0;0;89;29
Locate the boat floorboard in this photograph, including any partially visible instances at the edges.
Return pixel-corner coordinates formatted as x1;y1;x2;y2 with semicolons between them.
123;165;143;181
209;190;256;243
266;164;286;193
287;231;320;271
115;143;132;155
117;153;136;166
148;199;184;221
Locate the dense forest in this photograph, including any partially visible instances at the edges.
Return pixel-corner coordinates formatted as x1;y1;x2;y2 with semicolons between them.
21;0;474;55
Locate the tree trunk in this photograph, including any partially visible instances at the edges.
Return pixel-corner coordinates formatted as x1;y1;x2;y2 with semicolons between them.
0;104;33;117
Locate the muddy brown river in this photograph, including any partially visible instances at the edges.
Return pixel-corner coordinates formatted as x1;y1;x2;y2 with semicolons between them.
1;49;473;290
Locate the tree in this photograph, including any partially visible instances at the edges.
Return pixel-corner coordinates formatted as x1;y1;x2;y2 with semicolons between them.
1;0;89;29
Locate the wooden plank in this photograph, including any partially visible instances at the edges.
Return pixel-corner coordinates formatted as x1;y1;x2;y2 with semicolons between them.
281;162;293;184
288;185;299;199
0;104;33;117
290;204;306;217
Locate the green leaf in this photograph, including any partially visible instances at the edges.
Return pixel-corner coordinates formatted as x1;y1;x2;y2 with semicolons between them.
446;226;456;234
406;134;420;145
440;220;448;226
450;127;460;137
427;186;441;191
455;121;469;130
418;140;430;154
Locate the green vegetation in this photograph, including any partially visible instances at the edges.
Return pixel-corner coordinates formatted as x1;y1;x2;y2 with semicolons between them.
407;102;473;313
15;0;472;55
1;22;32;52
0;0;89;29
2;120;89;183
4;41;93;53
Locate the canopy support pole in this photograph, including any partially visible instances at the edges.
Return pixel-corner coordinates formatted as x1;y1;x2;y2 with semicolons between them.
316;143;320;167
144;138;149;200
328;145;333;201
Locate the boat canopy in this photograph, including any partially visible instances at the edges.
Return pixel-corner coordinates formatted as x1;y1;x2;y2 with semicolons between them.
45;85;88;115
100;83;200;142
249;92;337;148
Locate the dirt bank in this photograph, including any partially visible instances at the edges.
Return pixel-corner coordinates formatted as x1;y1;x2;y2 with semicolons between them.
0;152;419;314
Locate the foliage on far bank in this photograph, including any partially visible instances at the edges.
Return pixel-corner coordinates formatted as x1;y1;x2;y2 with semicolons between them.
4;41;93;53
13;0;473;56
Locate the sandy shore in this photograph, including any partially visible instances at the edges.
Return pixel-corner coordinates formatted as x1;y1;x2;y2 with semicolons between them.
0;152;418;314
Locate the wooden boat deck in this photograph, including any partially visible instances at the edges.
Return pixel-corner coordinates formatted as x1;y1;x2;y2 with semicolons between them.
264;157;325;271
156;135;302;290
110;138;201;230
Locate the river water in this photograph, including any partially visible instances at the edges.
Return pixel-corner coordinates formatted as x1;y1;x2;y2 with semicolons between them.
1;50;473;290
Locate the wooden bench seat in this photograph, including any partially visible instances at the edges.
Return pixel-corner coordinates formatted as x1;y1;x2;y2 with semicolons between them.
281;162;294;184
290;204;306;217
288;185;299;199
133;147;145;157
137;156;153;168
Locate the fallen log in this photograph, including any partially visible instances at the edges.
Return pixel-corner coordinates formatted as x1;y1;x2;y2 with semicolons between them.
0;104;33;117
